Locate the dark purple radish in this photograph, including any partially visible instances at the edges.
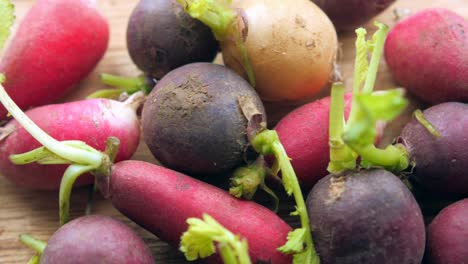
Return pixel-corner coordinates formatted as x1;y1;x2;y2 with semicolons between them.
0;94;143;190
20;215;154;264
399;102;468;197
127;0;219;79
307;25;425;264
306;169;426;264
311;0;396;31
141;62;265;176
426;198;468;264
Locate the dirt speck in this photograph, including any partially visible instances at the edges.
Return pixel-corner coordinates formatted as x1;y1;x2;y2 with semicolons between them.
326;175;346;204
295;15;306;28
306;40;316;50
159;75;213;119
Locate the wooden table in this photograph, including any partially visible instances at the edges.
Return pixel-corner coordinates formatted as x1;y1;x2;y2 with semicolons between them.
1;0;466;263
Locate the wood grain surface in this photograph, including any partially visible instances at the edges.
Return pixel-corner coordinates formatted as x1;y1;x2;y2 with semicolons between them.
1;0;467;263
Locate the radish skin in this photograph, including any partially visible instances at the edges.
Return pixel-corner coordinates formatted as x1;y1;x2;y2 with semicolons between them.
273;94;352;190
0;99;140;190
384;8;468;104
0;0;109;119
224;0;337;102
106;160;292;264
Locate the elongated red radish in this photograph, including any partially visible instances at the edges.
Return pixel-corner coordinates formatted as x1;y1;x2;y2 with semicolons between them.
0;96;141;190
0;0;109;120
103;160;292;264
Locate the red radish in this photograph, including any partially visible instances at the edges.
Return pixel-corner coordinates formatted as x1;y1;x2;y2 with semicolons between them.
273;94;352;190
103;160;292;264
384;8;468;104
426;198;468;264
0;95;142;190
0;0;109;120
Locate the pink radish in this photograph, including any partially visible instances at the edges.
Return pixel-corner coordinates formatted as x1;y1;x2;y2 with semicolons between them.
0;94;142;190
0;0;109;120
384;8;468;104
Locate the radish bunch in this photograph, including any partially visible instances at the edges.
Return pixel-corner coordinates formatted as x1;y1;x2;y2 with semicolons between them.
1;1;467;264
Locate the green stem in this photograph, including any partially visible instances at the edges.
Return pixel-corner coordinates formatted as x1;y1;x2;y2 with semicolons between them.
219;243;238;264
19;234;46;254
176;0;236;40
413;109;441;138
252;130;319;264
234;26;256;87
272;142;319;264
27;255;40;264
0;84;104;167
177;0;256;87
100;73;147;91
346;28;368;135
87;74;153;99
87;88;126;99
229;160;267;200
348;143;409;172
229;160;279;212
327;83;356;173
237;240;251;264
362;22;389;94
59;164;96;225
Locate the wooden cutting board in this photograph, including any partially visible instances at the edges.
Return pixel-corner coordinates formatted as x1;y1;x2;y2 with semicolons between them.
1;0;466;263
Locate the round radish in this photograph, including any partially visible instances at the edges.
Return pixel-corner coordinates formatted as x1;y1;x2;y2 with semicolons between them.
426;198;468;264
0;0;109;120
127;0;218;79
399;102;468;197
178;0;338;102
306;169;426;264
311;0;396;31
384;8;468;104
141;62;265;176
21;215;154;264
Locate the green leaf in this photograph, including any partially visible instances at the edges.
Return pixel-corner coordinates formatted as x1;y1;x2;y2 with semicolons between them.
344;89;408;147
180;214;252;263
0;0;15;49
353;28;369;91
0;73;5;83
180;217;217;261
278;228;307;254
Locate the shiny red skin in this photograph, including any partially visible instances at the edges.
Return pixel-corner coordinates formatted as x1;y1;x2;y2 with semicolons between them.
274;94;352;191
107;160;292;264
0;99;140;190
426;198;468;264
384;8;468;104
41;215;154;264
0;0;109;119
